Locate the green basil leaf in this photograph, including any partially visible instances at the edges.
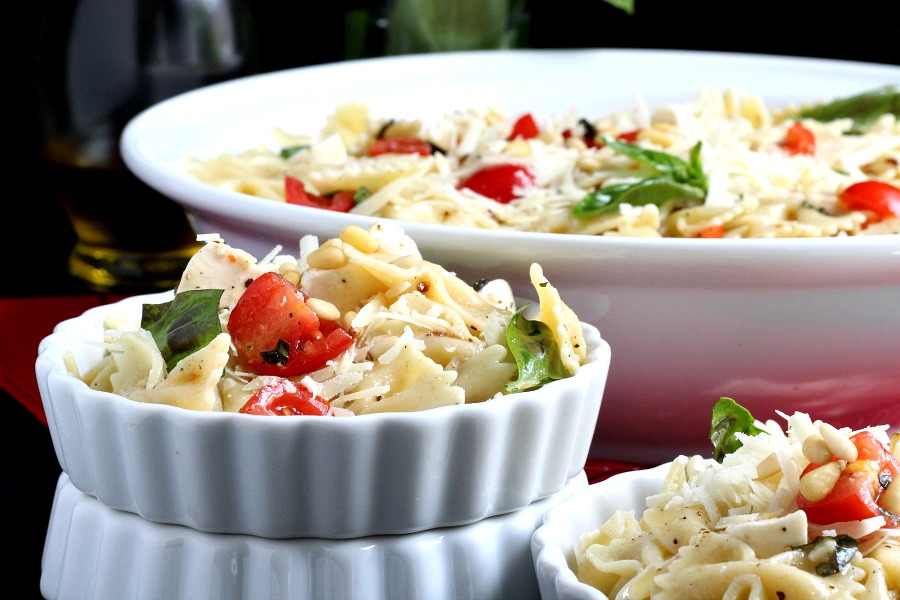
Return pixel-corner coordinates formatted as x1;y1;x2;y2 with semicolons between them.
687;140;707;190
710;397;767;462
503;305;569;394
573;177;706;218
141;289;225;372
794;535;859;577
280;144;309;159
600;136;707;189
798;85;900;134
353;186;373;204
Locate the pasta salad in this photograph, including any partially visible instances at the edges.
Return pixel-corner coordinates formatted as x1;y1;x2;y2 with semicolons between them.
66;221;587;415
185;86;900;238
575;398;900;599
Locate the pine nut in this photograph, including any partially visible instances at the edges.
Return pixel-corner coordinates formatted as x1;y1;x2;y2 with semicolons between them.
504;139;532;157
651;122;680;134
819;423;859;463
305;297;340;322
577;156;601;172
755;453;781;480
340;225;379;253
306;245;347;270
802;434;834;465
799;460;845;503
565;136;588;151
639;128;678;148
281;270;300;286
890;433;900;462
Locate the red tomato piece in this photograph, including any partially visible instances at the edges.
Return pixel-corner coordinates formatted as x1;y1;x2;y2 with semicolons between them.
228;272;355;377
328;190;357;210
509;113;540;140
839;181;900;220
693;224;725;238
369;136;433;156
616;129;641;143
780;122;816;156
239;379;334;416
797;431;900;527
285;175;354;212
457;164;535;204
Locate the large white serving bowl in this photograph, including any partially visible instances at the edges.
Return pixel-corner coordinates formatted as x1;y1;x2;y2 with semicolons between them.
35;292;610;539
121;48;900;463
42;472;588;600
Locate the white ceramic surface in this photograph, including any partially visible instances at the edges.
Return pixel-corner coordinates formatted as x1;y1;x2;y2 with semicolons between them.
120;48;900;462
35;292;609;538
531;464;669;600
41;471;588;600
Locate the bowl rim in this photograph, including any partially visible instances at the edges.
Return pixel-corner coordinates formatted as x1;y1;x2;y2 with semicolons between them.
38;291;611;426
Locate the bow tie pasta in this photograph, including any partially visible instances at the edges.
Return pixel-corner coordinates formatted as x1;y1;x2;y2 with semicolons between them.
185;86;900;238
575;399;900;599
69;221;588;416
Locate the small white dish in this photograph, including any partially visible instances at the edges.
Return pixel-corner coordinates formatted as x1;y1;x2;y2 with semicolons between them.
36;291;609;538
42;471;587;600
531;464;668;600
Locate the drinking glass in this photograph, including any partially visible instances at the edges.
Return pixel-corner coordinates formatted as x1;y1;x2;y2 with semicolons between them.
35;0;257;291
384;0;530;54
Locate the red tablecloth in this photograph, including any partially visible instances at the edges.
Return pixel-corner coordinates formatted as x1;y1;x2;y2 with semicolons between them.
2;295;647;482
2;295;132;425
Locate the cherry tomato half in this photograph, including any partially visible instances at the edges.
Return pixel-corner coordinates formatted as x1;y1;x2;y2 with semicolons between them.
616;129;641;143
693;224;725;238
839;181;900;220
797;431;900;527
369;136;433;157
780;122;816;156
228;272;355;377
509;113;539;140
457;164;535;204
285;175;354;212
239;379;333;416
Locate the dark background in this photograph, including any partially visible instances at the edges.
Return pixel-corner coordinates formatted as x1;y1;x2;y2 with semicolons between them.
4;1;898;598
4;0;899;298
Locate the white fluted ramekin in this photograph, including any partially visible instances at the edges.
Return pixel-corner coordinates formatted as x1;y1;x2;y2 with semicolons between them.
36;292;610;538
42;471;587;600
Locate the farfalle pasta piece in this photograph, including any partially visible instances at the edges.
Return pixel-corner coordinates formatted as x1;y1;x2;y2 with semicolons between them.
302;155;438;197
320;101;370;149
529;263;586;373
453;344;517;403
92;329;231;411
344;330;463;414
72;220;589;417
